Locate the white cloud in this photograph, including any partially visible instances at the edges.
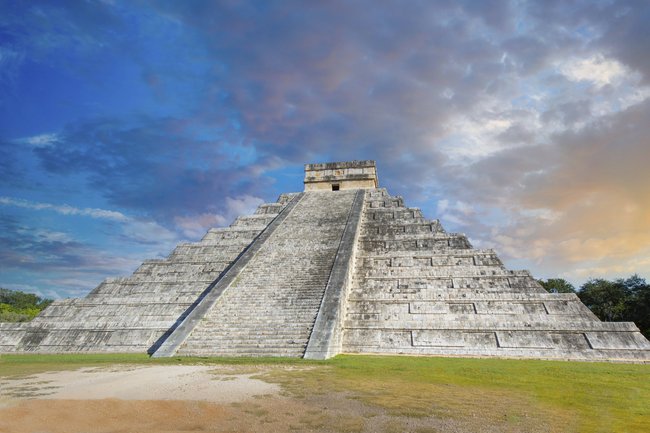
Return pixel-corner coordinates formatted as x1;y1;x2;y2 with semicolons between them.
174;213;228;239
174;194;264;238
0;196;129;221
439;53;649;166
34;229;73;242
224;195;265;218
0;196;181;252
436;199;476;227
559;55;627;87
436;199;449;214
438;101;541;163
14;132;60;148
122;220;178;244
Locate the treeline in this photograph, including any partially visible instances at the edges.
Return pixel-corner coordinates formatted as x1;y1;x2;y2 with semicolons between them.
538;274;650;338
0;288;53;322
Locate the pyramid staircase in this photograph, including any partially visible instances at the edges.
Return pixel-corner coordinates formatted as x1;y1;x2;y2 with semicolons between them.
172;190;359;357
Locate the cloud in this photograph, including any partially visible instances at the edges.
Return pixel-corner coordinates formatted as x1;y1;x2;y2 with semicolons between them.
438;97;650;282
120;220;178;245
3;0;650;292
0;196;129;221
0;1;124;60
30;116;274;222
598;1;650;84
436;199;477;227
0;213;173;298
13;132;60;148
23;1;647;209
559;55;627;87
174;194;264;238
149;1;509;163
0;195;183;248
0;215;94;271
174;213;228;239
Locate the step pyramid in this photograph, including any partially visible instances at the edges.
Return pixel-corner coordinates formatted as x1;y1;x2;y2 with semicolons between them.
1;161;649;362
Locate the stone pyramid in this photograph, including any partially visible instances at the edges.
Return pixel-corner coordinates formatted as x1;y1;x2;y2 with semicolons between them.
1;161;649;361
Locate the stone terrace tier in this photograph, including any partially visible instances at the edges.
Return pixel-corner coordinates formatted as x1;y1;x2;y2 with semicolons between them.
340;189;650;361
0;194;298;353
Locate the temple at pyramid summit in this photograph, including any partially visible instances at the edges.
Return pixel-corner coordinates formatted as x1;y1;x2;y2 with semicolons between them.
1;160;649;361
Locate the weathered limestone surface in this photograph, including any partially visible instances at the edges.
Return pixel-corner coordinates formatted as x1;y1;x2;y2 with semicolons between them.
304;189;365;359
0;194;297;353
151;193;305;357
176;190;358;357
341;188;650;361
304;160;378;191
1;160;649;362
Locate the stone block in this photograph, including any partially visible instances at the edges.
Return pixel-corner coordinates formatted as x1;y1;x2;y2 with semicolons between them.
409;302;449;314
585;332;650;350
379;330;412;348
473;254;502;266
549;333;591;350
391;257;414;267
345;329;380;346
544;300;589;315
452;277;511;289
496;331;555;349
521;303;547;314
412;330;464;347
108;329;157;346
398;278;453;290
475;302;525;314
463;332;498;348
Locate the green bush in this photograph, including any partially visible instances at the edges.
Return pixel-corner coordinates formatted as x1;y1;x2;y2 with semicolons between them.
0;288;52;322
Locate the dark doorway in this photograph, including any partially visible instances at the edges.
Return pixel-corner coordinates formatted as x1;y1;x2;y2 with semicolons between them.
331;184;340;191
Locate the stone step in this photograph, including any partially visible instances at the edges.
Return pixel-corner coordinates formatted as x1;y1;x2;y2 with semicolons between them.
191;327;315;335
183;342;309;351
180;348;305;357
184;334;311;342
342;318;637;331
176;190;358;357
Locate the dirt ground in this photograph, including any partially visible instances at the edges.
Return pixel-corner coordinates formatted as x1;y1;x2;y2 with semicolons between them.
0;364;545;433
0;365;278;403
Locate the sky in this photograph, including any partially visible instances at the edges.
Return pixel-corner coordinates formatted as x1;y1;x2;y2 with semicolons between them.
1;0;649;299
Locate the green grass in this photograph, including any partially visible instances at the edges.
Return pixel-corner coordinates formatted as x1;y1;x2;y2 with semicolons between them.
0;353;317;377
261;355;650;433
1;353;648;432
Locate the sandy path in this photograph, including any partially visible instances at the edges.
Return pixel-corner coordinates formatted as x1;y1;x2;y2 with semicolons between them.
0;364;278;405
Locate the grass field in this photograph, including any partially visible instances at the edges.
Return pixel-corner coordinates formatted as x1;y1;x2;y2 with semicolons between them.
1;354;648;432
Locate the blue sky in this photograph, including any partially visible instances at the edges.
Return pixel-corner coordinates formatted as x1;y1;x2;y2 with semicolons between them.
1;0;650;299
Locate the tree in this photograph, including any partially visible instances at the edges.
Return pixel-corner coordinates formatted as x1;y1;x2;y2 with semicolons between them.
538;278;576;293
0;288;52;310
0;288;53;323
542;275;650;338
622;274;650;338
578;279;630;322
